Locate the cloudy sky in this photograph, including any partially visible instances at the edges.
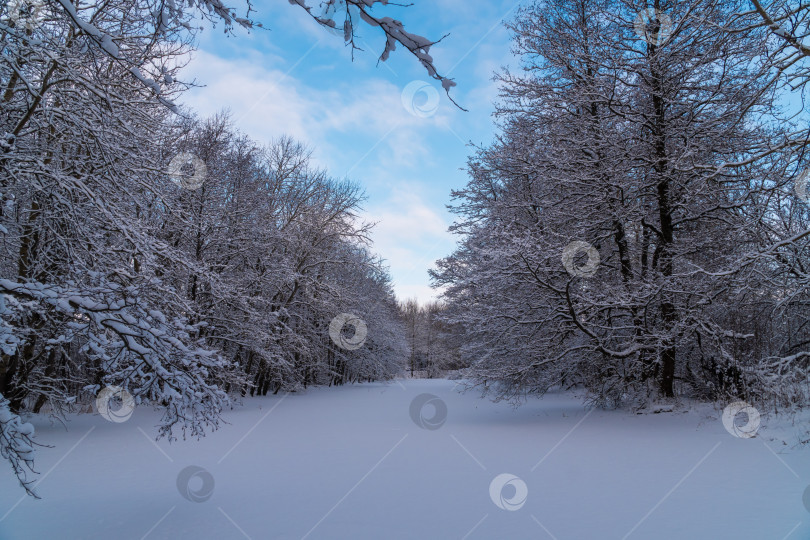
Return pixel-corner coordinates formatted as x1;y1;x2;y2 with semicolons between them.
179;0;519;303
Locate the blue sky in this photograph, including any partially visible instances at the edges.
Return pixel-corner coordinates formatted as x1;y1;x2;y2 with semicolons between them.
179;1;521;303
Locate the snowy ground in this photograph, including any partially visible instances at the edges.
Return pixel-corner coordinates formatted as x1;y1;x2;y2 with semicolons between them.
1;379;809;539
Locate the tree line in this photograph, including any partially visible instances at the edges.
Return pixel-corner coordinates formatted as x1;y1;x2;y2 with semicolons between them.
433;0;810;410
0;0;446;495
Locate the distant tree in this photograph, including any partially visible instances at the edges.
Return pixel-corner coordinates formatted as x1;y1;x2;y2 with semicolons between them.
401;298;420;376
397;299;457;378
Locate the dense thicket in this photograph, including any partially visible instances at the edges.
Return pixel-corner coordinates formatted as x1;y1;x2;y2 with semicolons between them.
434;0;810;409
0;0;445;495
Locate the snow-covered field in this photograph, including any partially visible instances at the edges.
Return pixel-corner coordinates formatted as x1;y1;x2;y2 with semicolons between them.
1;379;809;539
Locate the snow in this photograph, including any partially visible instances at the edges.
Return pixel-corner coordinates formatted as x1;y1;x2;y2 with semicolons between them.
1;379;809;539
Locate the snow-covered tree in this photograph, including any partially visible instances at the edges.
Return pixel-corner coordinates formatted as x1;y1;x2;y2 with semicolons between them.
434;0;810;409
1;0;433;496
398;299;459;377
746;0;810;90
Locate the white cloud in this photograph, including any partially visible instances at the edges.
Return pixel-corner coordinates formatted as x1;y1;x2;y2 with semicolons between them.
177;46;475;305
364;187;453;303
395;283;442;304
180;50;315;145
179;49;452;175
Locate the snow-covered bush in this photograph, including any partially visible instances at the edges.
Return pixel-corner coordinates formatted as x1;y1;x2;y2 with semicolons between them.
0;392;37;497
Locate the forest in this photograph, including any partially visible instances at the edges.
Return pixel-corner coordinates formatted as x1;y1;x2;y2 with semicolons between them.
1;0;809;515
